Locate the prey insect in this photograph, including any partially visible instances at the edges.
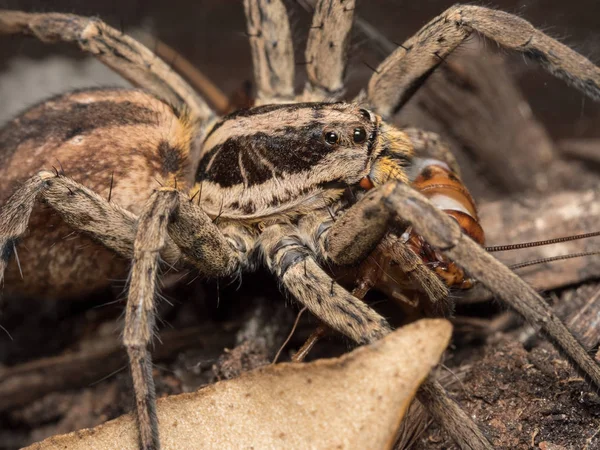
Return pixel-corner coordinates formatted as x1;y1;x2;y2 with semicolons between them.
0;1;599;449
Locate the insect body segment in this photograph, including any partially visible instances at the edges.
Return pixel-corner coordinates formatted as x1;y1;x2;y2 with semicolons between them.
409;160;485;289
411;161;484;245
355;148;484;294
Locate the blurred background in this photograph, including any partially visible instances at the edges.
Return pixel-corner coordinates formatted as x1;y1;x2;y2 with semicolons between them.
1;0;599;137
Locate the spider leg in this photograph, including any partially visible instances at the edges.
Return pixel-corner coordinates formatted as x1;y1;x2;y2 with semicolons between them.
322;187;392;265
243;0;295;105
260;223;391;344
320;181;600;388
0;174;166;449
0;10;214;122
124;189;179;450
0;175;245;448
301;0;355;102
417;378;492;450
0;171;180;283
167;195;249;277
308;180;598;449
385;182;600;389
377;233;450;307
362;5;600;118
264;219;492;449
124;188;244;449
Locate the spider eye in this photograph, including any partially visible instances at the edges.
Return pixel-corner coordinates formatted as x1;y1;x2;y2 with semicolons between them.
359;109;371;121
324;131;339;145
353;127;367;144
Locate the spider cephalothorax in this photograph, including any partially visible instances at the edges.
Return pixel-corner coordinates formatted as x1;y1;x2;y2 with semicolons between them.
196;102;412;219
0;1;599;449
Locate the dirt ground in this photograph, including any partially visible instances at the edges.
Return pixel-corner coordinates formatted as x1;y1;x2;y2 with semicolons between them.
1;1;600;449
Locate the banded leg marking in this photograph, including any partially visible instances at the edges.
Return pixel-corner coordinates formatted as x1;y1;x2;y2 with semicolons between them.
302;0;355;102
261;224;391;344
124;189;179;450
0;171;162;284
243;0;295;105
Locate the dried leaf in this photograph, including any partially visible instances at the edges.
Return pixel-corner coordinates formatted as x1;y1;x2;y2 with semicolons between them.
26;319;451;450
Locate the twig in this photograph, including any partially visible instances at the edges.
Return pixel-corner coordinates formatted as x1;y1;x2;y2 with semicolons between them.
0;325;234;411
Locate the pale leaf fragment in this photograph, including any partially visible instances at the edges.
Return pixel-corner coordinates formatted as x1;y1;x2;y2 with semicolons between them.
26;319;451;450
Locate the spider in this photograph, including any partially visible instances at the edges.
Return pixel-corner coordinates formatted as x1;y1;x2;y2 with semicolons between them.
0;1;599;449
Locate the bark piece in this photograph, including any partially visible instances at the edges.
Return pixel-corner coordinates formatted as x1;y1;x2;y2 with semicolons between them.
399;43;557;197
559;138;600;164
460;189;600;303
0;325;234;412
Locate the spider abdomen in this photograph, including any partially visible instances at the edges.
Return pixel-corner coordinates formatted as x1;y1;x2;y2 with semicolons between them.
0;88;192;299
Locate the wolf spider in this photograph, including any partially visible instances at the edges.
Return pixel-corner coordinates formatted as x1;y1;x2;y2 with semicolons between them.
0;1;599;449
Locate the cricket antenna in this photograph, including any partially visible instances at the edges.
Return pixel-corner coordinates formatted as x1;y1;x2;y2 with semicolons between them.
509;251;600;271
485;231;600;252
